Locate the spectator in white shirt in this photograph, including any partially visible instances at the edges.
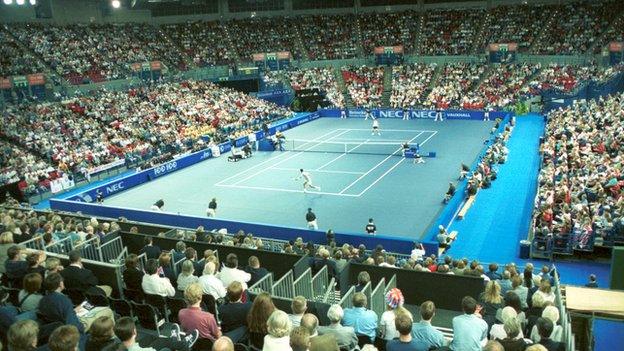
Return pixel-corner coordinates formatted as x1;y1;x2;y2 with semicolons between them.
198;261;226;299
218;253;251;290
289;296;307;327
141;258;175;297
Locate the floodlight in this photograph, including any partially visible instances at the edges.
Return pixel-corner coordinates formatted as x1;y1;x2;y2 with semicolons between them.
112;0;120;8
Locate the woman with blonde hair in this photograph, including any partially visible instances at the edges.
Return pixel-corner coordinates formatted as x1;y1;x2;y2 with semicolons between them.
263;310;293;351
0;231;15;273
530;305;562;343
248;292;277;350
534;279;555;303
176;260;199;292
479;280;504;327
490;306;525;340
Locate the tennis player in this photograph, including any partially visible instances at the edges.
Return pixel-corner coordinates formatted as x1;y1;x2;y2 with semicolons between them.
371;118;381;136
296;169;321;193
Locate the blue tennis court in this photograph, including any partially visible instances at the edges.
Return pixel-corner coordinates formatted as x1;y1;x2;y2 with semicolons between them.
104;118;494;239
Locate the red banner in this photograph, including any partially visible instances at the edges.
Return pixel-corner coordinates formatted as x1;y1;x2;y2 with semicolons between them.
252;53;265;61
393;45;404;54
489;43;518;52
0;77;11;89
26;73;45;85
277;51;291;59
130;63;141;72
150;61;162;70
610;42;624;52
374;46;404;54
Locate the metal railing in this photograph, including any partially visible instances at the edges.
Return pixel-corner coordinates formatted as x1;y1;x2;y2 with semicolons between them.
20;235;45;251
339;286;356;309
45;236;74;254
322;278;338;304
273;270;294;299
100;236;124;263
362;280;372;305
137;253;148;272
311;265;329;300
370;278;387;320
386;274;397;293
249;272;274;294
293;268;313;300
77;236;102;261
173;256;186;276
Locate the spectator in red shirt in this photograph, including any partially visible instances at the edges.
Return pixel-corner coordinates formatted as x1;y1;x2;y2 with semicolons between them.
179;283;222;341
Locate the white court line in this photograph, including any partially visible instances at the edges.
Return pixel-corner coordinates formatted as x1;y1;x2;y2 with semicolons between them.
338;128;438;133
316;139;370;171
339;131;424;194
215;128;342;186
356;130;438;196
271;167;364;175
230;129;351;186
215;183;360;197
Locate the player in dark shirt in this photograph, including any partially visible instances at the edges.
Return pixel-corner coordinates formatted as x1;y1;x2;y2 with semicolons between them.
365;218;377;235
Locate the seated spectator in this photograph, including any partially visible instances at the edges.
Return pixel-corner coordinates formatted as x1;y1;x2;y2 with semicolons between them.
411;301;446;350
526;293;547;334
17;273;43;312
318;304;358;351
486;263;502;281
61;250;112;296
25;251;46;278
0;232;15;274
497;318;529;351
491;306;525;340
85;316;117;351
530;306;562;343
386;311;428;351
533;279;555;304
172;241;187;262
7;319;39;351
218;281;252;334
142;258;175;297
179;283;221;341
198;262;226;299
499;270;513;294
536;318;565;351
5;245;28;287
479;280;504;327
343;292;378;343
185;248;204;277
245;256;269;287
48;325;80;351
212;336;235;351
585;274;598;288
354;271;370;292
247;292;276;350
158;253;177;286
289;296;307;327
113;316;198;351
450;296;488;351
380;288;410;342
218;253;251;290
139;236;161;260
301;313;339;351
290;326;311;351
122;254;144;292
264;310;293;351
310;248;336;278
511;275;529;309
177;260;199;292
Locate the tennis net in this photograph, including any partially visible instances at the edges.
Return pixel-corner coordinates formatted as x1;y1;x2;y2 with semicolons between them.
287;139;409;156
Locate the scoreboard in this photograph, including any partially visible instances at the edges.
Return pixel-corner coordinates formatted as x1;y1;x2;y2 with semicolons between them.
488;43;517;63
374;46;404;65
253;51;291;71
609;42;623;66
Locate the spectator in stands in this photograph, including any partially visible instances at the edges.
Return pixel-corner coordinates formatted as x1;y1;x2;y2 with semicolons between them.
113;316;198;351
5;245;28;286
219;281;251;334
177;260;199;292
479;281;503;327
511;276;529;309
142;258;175;297
380;288;409;342
491;306;525;340
290;326;311;351
157;253;177;286
486;263;502;280
212;336;235;351
48;325;80;351
25;251;46;278
533;279;555;304
172;241;187;262
289;296;307;327
343;292;378;343
332;251;348;273
37;273;84;332
450;296;488;351
122;254;144;292
483;340;505;351
247;292;276;350
530;306;562;343
497;318;529;351
585;274;598;288
318;304;358;351
386;311;426;351
179;283;221;341
139;236;161;260
310;248;336;278
7;319;38;351
536;318;565;351
85;316;117;351
263;310;293;351
354;271;370;292
218;253;251;290
17;273;43;312
185;248;203;277
61;249;112;297
499;270;513;294
301;313;339;351
0;232;15;274
245;256;269;287
412;301;446;350
526;293;546;334
198;261;226;299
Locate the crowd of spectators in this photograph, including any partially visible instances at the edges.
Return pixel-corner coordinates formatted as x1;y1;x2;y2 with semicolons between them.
418;9;485;55
283;67;345;108
342;65;384;108
227;17;304;61
297;15;359;61
528;63;623;93
389;63;436;109
163;21;235;67
0;29;48;78
358;11;420;55
475;63;539;110
425;63;486;110
534;92;624;251
0;139;56;193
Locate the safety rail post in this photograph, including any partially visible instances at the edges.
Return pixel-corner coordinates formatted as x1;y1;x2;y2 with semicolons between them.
311;265;329;300
362;281;372;304
20;235;45;251
100;236;124;263
137;253;148;271
370;278;387;320
385;274;397;293
45;236;74;254
76;236;103;262
272;270;294;299
322;278;337;304
339;286;356;309
293;268;313;300
173;256;186;276
249;272;274;294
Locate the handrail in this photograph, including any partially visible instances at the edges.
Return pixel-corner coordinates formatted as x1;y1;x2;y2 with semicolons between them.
249;272;274;294
20;235;45;251
100;235;124;263
322;277;337;303
311;265;329;300
339;286;356;309
45;236;74;254
370;278;386;320
293;268;313;300
386;274;397;293
76;235;103;262
273;270;294;299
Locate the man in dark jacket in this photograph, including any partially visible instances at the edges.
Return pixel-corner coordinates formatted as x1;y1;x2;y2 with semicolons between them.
139;236;161;260
537;318;565;351
244;256;269;287
61;250;111;296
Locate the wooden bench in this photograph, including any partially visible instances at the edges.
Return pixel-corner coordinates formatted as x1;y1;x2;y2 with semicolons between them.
457;194;477;220
438;230;458;256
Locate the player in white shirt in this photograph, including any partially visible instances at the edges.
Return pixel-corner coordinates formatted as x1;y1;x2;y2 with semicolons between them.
371;118;381;136
296;169;321;193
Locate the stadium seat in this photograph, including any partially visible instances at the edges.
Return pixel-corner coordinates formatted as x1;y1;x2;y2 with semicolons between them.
130;301;166;334
109;297;133;318
166;297;187;324
86;292;110;307
202;294;217;316
123;287;144;303
144;293;169;322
